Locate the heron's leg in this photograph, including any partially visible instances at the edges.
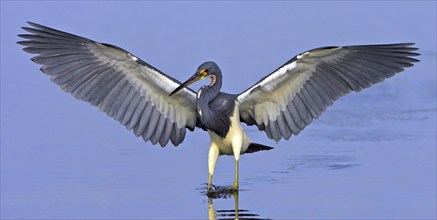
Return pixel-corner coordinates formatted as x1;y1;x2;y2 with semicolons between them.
208;144;219;192
232;141;242;191
232;159;239;190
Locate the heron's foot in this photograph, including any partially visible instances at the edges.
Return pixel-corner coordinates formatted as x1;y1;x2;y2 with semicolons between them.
232;181;239;191
204;182;215;192
204;184;236;199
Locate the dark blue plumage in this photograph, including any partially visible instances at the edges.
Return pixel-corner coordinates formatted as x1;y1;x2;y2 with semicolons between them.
193;62;237;138
198;91;237;138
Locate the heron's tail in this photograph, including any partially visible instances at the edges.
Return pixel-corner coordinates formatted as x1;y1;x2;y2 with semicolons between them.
244;142;273;154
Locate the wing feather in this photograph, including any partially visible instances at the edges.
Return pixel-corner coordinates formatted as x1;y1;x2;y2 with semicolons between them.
160;119;173;146
283;104;300;134
143;108;161;142
276;112;291;140
170;124;181;146
115;87;136;121
102;77;129;117
130;99;148;135
151;114;166;145
238;43;419;141
292;94;312;127
18;22;198;146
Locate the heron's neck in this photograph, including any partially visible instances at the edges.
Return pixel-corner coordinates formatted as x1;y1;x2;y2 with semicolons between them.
197;74;230;135
199;86;218;108
197;74;222;127
199;74;222;104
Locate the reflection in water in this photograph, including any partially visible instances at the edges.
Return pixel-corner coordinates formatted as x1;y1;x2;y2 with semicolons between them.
202;186;268;220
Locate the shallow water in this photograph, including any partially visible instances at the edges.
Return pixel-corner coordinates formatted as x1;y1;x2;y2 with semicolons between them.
2;65;435;219
1;1;436;219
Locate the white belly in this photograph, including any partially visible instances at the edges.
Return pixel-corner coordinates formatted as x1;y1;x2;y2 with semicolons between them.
207;102;250;156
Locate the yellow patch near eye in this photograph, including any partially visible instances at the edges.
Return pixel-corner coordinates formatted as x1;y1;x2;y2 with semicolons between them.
200;69;208;77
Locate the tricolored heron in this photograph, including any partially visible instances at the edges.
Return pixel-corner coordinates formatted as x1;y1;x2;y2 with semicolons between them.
18;22;419;191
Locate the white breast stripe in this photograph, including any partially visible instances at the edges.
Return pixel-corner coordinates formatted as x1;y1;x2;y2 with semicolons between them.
208;101;250;156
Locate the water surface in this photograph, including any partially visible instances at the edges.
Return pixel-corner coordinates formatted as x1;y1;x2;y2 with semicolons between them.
1;1;436;219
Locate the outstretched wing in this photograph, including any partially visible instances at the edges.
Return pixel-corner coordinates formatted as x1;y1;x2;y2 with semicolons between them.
18;22;198;146
238;44;419;141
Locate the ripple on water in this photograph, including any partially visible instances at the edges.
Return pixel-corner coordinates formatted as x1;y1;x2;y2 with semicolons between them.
284;155;361;171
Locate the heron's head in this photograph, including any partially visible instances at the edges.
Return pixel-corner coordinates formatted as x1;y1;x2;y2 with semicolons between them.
169;61;221;96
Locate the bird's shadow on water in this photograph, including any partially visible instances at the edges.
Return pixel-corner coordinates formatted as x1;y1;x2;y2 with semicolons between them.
198;184;270;220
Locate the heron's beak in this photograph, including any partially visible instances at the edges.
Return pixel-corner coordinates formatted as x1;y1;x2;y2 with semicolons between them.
169;73;204;96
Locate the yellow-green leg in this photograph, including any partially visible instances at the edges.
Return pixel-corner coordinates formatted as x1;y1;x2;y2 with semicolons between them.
207;174;213;192
232;159;239;190
208;144;219;192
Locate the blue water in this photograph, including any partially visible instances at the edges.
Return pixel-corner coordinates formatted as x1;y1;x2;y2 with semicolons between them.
1;1;436;219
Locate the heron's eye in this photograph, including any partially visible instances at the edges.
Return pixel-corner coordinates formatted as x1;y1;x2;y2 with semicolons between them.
200;68;208;77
